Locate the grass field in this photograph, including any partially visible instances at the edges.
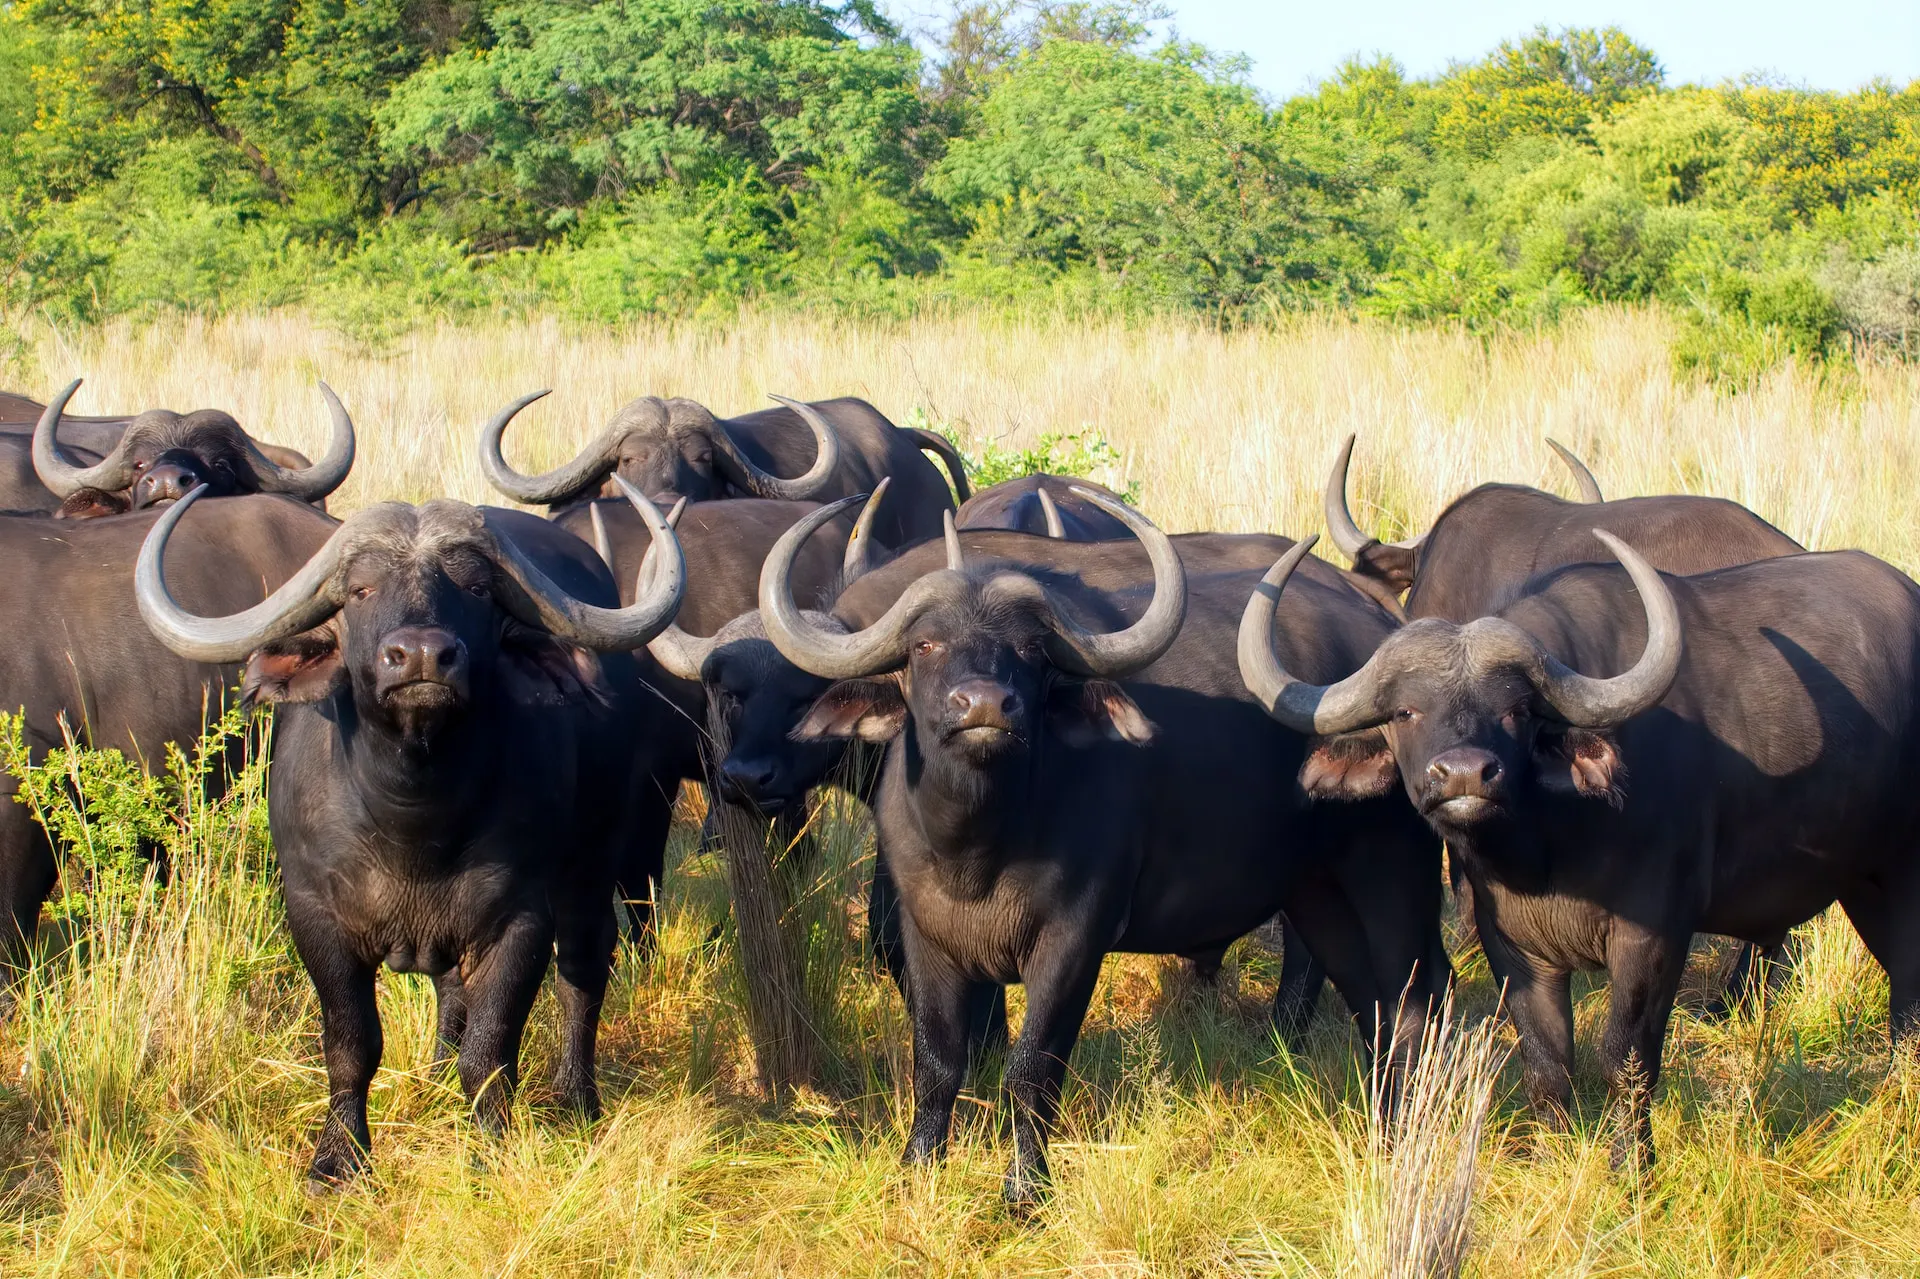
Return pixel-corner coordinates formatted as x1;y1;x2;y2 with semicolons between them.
4;306;1920;1276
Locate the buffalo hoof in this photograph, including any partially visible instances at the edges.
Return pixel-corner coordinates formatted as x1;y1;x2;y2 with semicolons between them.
305;1145;370;1192
1001;1161;1051;1218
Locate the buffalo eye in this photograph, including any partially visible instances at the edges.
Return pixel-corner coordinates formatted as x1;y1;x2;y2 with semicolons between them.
350;585;375;601
466;581;491;599
1392;707;1419;724
1501;703;1531;732
913;639;941;658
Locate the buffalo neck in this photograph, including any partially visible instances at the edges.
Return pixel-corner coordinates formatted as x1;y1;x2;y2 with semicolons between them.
896;720;1043;887
326;692;504;852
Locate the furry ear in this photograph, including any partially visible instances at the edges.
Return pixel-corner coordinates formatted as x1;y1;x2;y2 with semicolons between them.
794;678;908;742
1047;679;1155;747
242;627;345;705
1299;729;1400;801
56;488;132;520
499;623;613;707
1534;727;1627;806
1350;543;1416;594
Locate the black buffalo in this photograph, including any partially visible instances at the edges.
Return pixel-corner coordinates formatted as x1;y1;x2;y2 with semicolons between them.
1327;435;1807;1003
0;495;342;977
1241;533;1920;1166
1325;434;1802;614
31;379;352;519
480;391;969;546
954;474;1132;540
135;479;688;1184
762;492;1446;1208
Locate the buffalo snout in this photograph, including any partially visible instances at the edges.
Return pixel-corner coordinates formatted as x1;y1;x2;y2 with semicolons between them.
377;626;470;704
1423;746;1507;821
945;679;1023;736
135;455;208;507
717;753;791;813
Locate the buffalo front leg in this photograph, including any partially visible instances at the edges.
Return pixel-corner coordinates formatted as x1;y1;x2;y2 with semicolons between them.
1841;881;1920;1046
1477;910;1574;1126
1003;935;1105;1213
1599;925;1686;1171
289;920;382;1187
456;913;553;1135
900;932;978;1167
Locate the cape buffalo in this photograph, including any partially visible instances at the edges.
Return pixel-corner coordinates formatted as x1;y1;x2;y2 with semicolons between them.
480;390;969;546
0;494;342;978
1327;435;1808;1004
954;474;1132;540
1241;534;1920;1166
762;492;1446;1208
30;380;353;519
1325;435;1802;613
135;478;687;1184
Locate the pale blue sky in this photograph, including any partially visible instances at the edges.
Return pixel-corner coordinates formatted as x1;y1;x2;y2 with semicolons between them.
1157;0;1917;97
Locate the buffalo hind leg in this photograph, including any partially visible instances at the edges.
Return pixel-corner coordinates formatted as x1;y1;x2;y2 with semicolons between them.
1841;883;1920;1046
1271;916;1328;1046
431;971;468;1068
290;920;382;1187
456;913;553;1135
1598;924;1685;1171
551;880;617;1119
1003;935;1105;1212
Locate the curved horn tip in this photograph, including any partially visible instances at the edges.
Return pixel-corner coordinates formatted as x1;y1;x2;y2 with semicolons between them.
1037;486;1065;538
665;496;688;528
1321;434;1375;559
943;508;965;571
1546;437;1604;504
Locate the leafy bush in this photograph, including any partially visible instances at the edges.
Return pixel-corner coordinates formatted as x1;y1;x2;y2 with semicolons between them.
912;407;1141;504
1;704;263;924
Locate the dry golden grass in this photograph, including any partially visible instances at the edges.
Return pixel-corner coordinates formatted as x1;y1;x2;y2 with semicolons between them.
3;305;1920;1277
16;305;1920;568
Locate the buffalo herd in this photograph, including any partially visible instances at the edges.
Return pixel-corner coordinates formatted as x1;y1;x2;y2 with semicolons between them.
2;379;1915;1203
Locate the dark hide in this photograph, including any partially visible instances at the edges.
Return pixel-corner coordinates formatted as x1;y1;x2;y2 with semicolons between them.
1306;551;1920;1167
798;546;1447;1207
0;495;340;974
242;505;672;1184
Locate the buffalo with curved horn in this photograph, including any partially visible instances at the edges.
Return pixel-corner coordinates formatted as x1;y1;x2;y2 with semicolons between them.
137;479;685;1185
1324;433;1799;613
1325;433;1804;1004
764;488;1445;1209
1241;529;1920;1169
34;379;354;519
0;493;342;985
481;390;969;547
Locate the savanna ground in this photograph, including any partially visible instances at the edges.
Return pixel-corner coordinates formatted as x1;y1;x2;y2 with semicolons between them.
3;306;1920;1275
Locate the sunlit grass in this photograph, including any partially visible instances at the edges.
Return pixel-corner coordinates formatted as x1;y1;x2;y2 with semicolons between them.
2;305;1919;1275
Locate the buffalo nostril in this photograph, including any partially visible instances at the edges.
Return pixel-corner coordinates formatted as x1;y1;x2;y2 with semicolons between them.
382;646;410;668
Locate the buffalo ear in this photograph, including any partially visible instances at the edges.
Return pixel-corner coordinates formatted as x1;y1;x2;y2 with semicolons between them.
500;623;613;707
1299;729;1400;801
242;627;345;706
1535;727;1627;806
794;678;907;742
56;488;131;520
1048;678;1155;747
1350;543;1416;595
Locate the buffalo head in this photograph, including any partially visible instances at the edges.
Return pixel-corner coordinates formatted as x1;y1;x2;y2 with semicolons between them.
480;390;841;508
761;488;1184;768
36;379;354;518
134;478;684;743
1237;531;1681;834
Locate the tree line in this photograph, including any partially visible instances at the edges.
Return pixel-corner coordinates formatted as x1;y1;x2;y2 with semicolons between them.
2;0;1915;372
